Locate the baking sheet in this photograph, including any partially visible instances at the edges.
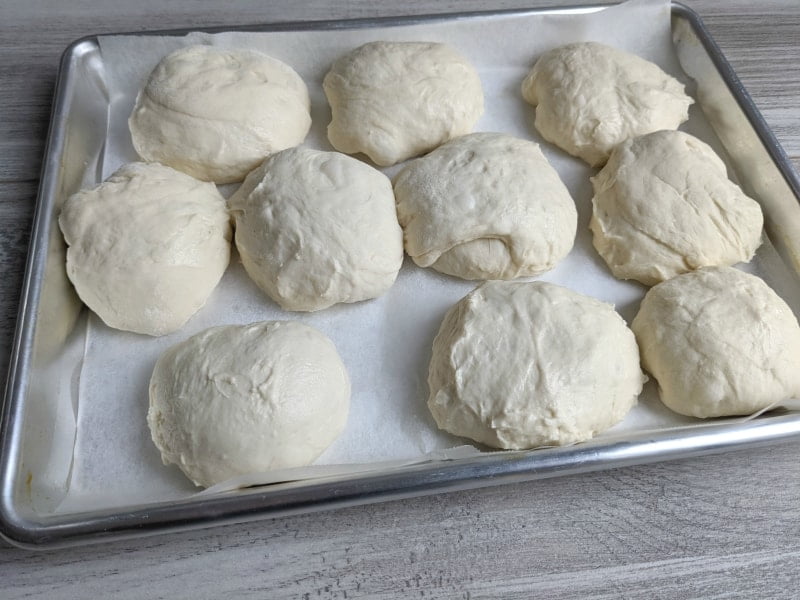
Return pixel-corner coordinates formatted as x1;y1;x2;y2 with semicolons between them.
22;0;800;515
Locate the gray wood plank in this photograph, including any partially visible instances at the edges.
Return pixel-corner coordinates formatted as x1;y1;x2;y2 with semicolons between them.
0;181;34;379
2;442;800;598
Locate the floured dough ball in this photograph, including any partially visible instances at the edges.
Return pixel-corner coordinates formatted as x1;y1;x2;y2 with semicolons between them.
59;162;231;336
148;321;350;487
428;281;646;449
129;45;311;184
632;267;800;418
521;42;693;166
229;146;403;311
394;132;577;280
323;41;484;166
591;130;763;285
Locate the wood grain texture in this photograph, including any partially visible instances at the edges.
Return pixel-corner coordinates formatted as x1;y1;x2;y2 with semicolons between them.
1;1;799;598
2;444;800;598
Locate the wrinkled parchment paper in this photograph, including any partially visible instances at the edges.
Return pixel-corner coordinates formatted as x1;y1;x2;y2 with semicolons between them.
27;0;800;514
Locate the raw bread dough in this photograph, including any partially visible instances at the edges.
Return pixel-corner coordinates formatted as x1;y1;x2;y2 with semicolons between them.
428;281;646;449
148;321;351;487
323;41;484;166
59;162;231;336
591;130;763;285
632;267;800;418
129;45;311;184
229;146;403;311
521;42;693;166
394;132;577;280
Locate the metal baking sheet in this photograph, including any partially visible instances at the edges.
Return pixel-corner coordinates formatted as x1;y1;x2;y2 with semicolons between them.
2;1;800;547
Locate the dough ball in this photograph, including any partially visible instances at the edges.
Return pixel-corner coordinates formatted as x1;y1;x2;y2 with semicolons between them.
59;162;231;336
632;267;800;418
394;132;577;280
148;321;350;487
521;42;693;166
323;41;484;166
129;45;311;184
591;130;763;285
428;281;646;449
229;146;403;311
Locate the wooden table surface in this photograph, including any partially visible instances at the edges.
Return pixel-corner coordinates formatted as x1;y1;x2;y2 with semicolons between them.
2;1;799;597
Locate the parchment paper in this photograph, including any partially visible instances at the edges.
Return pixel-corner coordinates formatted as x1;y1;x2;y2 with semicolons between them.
36;0;800;514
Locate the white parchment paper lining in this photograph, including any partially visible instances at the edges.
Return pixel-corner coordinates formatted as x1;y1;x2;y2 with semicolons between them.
32;0;800;514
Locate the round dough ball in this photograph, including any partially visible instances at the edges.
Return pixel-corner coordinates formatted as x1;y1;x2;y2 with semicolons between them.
590;130;764;285
632;267;800;418
129;45;311;184
148;321;351;487
521;42;693;166
394;132;577;280
323;41;484;166
229;146;403;311
59;162;231;336
428;281;646;449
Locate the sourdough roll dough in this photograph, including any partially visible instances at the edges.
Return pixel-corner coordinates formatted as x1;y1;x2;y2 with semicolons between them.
323;41;484;166
428;281;646;449
394;132;577;280
591;130;764;285
229;146;403;311
148;321;351;487
632;267;800;418
59;162;231;336
129;45;311;184
521;42;693;166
